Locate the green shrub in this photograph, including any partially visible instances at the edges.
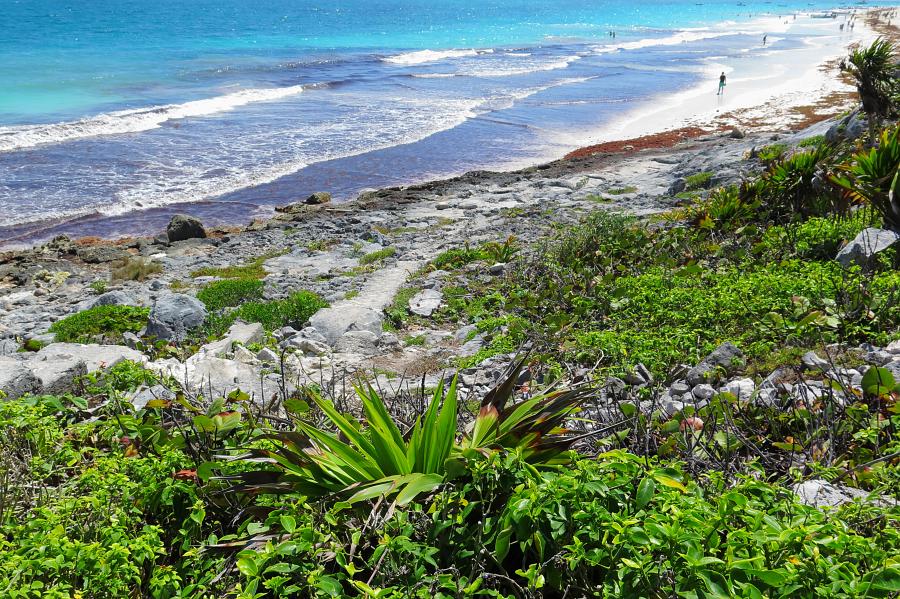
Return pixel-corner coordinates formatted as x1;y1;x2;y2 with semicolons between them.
759;212;876;260
232;453;900;598
197;279;265;311
431;245;487;270
191;250;286;279
834;125;900;230
684;171;713;191
358;246;396;266
757;142;788;165
798;134;826;147
208;290;327;336
49;306;149;343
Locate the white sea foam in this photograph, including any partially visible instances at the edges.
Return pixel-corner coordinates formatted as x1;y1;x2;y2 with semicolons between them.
414;55;580;79
382;48;493;65
592;29;758;54
0;84;307;152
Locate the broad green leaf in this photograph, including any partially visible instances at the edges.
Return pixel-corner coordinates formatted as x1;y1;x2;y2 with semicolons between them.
862;366;895;397
636;477;656;510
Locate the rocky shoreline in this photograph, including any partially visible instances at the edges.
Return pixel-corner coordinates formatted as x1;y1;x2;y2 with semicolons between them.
0;108;870;404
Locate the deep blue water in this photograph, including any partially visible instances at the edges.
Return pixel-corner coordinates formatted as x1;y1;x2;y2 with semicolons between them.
0;0;890;245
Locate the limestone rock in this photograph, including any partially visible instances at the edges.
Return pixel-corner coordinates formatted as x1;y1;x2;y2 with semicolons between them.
836;228;900;269
722;377;755;401
408;289;443;317
166;214;207;243
305;192;332;205
126;384;176;411
825;109;867;144
308;306;382;346
794;479;872;508
146;293;207;342
197;322;264;358
0;357;41;400
89;290;139;309
76;245;130;264
334;330;380;355
686;342;745;386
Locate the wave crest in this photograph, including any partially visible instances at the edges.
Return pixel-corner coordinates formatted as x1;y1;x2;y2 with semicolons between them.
0;85;307;152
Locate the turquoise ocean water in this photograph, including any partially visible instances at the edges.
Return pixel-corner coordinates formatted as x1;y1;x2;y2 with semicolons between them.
0;0;891;245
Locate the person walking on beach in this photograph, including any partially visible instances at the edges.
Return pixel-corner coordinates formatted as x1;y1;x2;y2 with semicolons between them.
763;34;767;45
717;72;726;95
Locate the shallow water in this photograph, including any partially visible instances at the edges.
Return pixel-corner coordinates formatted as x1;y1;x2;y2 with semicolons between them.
0;0;887;246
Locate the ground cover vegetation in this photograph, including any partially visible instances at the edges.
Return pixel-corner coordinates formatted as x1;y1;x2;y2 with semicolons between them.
2;39;900;598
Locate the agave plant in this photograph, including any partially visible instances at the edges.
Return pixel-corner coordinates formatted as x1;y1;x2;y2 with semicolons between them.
833;125;900;230
842;38;899;138
220;359;591;506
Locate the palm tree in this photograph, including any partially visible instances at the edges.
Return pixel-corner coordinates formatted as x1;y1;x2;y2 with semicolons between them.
842;38;899;139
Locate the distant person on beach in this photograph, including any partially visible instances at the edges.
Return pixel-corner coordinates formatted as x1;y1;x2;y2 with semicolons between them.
717;72;726;95
763;34;767;45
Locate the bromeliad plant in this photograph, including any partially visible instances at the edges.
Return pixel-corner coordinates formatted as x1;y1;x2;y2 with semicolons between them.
222;360;592;506
834;125;900;230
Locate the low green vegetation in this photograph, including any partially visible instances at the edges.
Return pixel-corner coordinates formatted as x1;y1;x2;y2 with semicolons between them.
197;279;265;311
49;305;150;343
606;185;638;195
191;250;285;279
358;245;397;265
757;142;789;165
798;134;826;147
207;290;327;337
684;171;713;191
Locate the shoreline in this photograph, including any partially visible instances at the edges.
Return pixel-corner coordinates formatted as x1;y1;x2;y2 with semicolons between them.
0;5;890;250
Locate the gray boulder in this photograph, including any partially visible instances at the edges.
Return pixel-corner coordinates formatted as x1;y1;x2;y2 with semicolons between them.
309;306;382;346
305;192;332;205
0;339;20;356
197;322;264;358
76;245;130;264
721;377;755;401
166;214;207;242
825;109;867;144
729;127;746;139
89;290;138;309
794;479;873;508
127;384;176;411
836;228;900;269
0;357;41;400
334;330;380;355
408;289;443;317
686;342;745;386
146;293;207;341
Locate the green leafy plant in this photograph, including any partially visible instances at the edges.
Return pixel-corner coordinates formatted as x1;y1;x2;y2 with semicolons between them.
225;360;591;506
684;171;713;191
49;305;150;343
197;279;265;311
842;37;899;137
358;246;396;266
834;125;900;230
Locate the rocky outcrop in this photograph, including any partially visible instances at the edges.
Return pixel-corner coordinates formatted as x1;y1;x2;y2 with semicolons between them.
89;290;139;309
0;343;145;400
836;227;900;269
309;306;383;346
825;108;867;144
146;293;207;342
166;214;207;242
686;342;745;386
408;289;443;317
